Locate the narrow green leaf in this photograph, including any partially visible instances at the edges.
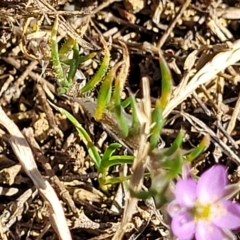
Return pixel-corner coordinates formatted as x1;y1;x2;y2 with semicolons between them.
50;16;66;85
80;40;110;93
67;42;79;83
55;105;102;169
100;156;134;170
113;105;129;138
78;52;96;65
121;98;132;108
100;143;133;171
95;62;122;120
149;54;172;149
103;175;132;185
62;53;96;66
164;130;184;156
107;155;133;165
150;108;164;149
59;38;76;56
155;52;172;110
101;143;121;166
186;135;210;162
162;150;183;179
128;187;158;200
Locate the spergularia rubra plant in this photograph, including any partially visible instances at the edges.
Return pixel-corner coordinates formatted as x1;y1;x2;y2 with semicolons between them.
168;165;240;240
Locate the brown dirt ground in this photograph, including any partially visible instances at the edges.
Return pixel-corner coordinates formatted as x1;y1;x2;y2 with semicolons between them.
0;0;240;239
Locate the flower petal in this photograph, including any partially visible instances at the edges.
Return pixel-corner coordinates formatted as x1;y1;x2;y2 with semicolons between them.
167;200;182;218
211;200;240;229
171;211;195;240
195;220;224;240
175;178;197;207
197;165;227;204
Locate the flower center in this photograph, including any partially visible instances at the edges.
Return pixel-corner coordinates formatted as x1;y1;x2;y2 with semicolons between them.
192;201;226;223
192;201;211;222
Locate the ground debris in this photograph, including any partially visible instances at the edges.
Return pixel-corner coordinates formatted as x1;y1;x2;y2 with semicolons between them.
0;0;240;239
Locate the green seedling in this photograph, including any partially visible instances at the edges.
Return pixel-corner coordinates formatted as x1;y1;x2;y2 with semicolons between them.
51;15;172;150
50;21;211;211
51;102;134;192
79;35;110;94
129;131;210;208
150;52;173;150
51;15;66;90
50;16;96;95
92;48;173;147
95;61;123;121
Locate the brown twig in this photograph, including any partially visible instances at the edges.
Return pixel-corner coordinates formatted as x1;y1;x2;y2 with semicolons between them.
157;0;192;48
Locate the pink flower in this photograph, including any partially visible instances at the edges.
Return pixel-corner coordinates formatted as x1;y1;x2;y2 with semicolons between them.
167;165;240;240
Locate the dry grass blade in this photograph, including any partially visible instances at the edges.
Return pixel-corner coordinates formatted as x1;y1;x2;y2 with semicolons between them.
113;76;151;240
164;39;240;117
223;92;240;143
0;107;72;240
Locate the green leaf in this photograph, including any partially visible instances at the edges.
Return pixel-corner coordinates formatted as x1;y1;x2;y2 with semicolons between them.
186;135;210;162
100;143;133;170
149;54;172;149
78;52;97;65
67;42;79;83
108;155;133;165
128;187;158;200
162;150;183;179
150;108;164;149
164;130;184;156
155;52;172;110
50;16;66;86
101;143;121;167
80;39;110;93
120;98;132;108
54;105;102;169
95;62;122;120
103;175;132;185
113;105;129;138
59;38;76;56
128;93;140;137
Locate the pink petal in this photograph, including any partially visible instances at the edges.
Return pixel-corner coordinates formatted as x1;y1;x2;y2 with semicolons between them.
167;200;182;218
197;165;227;204
195;220;224;240
175;178;197;207
212;200;240;229
171;211;195;240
